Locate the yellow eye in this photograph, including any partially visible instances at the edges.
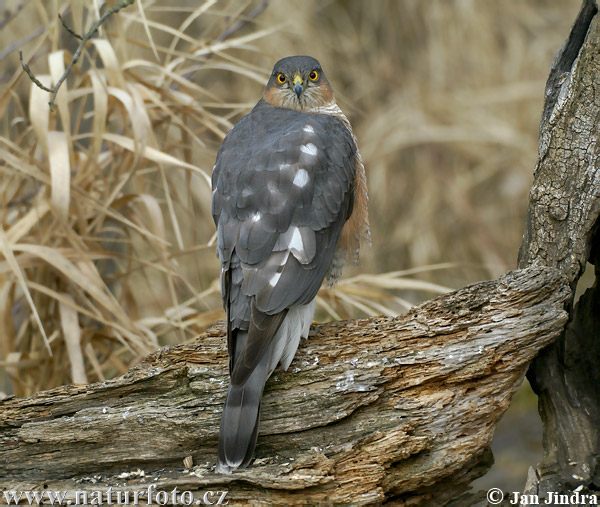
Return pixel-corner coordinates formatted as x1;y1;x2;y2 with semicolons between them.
309;70;319;81
277;73;286;84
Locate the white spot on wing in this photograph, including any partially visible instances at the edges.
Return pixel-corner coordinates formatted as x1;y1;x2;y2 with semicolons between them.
300;143;317;157
269;272;282;286
279;250;290;265
293;169;309;188
303;124;315;134
251;212;261;223
288;227;303;251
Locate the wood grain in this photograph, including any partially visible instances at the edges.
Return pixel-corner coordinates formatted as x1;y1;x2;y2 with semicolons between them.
0;266;568;504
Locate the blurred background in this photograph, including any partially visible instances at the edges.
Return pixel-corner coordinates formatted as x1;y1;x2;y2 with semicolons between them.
0;0;582;495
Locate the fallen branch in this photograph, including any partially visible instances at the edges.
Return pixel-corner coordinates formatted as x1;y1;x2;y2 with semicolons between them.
0;266;568;504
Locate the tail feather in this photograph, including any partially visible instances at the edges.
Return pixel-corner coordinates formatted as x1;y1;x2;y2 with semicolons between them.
217;343;269;473
216;302;316;473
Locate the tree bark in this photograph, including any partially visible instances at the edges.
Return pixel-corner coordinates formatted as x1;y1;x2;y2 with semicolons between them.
517;0;600;498
0;268;568;504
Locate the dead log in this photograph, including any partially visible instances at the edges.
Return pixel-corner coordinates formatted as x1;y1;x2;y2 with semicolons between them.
0;267;568;504
518;0;600;498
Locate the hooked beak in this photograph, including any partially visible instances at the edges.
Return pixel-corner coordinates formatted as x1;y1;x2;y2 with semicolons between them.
292;75;304;98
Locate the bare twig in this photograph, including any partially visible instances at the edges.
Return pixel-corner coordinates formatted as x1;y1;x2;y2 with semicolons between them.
58;13;83;40
19;51;53;93
19;0;135;111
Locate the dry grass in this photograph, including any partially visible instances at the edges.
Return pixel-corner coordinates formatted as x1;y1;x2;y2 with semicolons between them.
0;0;579;396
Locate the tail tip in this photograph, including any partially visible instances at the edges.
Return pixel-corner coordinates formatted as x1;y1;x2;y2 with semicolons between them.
216;456;247;474
216;461;234;474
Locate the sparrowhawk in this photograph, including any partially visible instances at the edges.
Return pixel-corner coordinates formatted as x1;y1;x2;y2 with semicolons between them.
211;55;369;473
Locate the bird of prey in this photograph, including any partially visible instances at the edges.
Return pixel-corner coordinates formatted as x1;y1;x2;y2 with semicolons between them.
211;55;369;473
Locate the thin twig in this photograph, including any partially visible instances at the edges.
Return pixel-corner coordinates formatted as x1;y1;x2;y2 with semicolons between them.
20;0;135;111
19;51;53;93
58;13;83;40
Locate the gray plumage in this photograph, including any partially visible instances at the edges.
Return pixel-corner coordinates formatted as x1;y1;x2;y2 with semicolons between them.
212;57;358;473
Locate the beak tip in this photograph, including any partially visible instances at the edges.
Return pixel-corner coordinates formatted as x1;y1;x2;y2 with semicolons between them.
293;83;303;98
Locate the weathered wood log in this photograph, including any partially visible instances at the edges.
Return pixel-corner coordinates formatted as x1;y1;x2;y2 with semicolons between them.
0;266;568;504
517;0;600;498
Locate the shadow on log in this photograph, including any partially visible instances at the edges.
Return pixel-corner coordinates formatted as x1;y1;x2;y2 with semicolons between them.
2;0;600;504
1;267;568;504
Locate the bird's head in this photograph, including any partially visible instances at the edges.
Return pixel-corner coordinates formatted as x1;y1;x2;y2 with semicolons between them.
263;56;335;112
